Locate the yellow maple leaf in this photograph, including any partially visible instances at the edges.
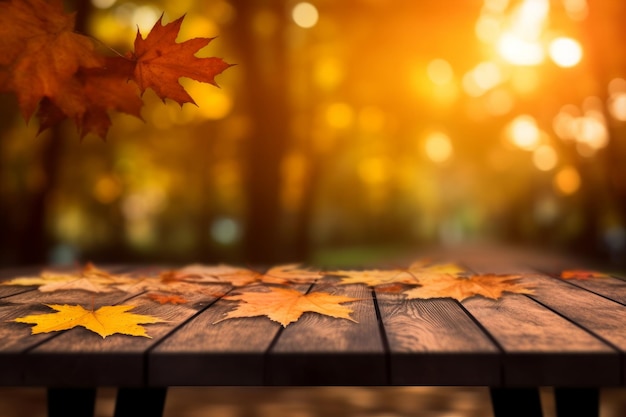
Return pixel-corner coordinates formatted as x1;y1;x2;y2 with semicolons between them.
167;263;323;286
331;269;420;286
13;304;165;338
214;287;358;327
403;274;533;302
1;263;135;293
409;261;465;276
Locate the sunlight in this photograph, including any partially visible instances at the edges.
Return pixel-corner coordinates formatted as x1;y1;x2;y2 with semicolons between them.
292;2;319;29
554;166;581;195
549;37;583;68
532;145;558;171
497;33;544;66
326;102;354;129
508;115;541;150
425;132;453;163
427;59;454;86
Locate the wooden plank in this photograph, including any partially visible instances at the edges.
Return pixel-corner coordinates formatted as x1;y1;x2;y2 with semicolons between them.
22;286;229;387
0;286;141;386
375;290;500;386
148;285;309;386
267;280;385;385
0;266;54;298
463;258;622;387
463;294;616;387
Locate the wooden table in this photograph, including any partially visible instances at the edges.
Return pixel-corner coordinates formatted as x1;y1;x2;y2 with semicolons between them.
0;247;624;417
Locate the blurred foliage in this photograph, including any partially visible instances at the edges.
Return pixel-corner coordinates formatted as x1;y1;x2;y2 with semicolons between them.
1;0;625;266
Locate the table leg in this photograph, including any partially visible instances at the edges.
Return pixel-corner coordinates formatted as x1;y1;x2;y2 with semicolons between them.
114;387;167;417
554;388;599;417
47;388;96;417
490;388;543;417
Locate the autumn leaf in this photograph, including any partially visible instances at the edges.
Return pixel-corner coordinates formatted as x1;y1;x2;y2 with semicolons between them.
331;261;464;287
560;270;610;280
0;2;231;138
261;264;324;284
13;304;165;338
1;263;134;293
167;263;322;286
147;293;188;305
0;0;103;120
403;274;533;302
331;269;420;287
37;57;143;138
127;14;232;105
214;287;358;327
115;275;227;298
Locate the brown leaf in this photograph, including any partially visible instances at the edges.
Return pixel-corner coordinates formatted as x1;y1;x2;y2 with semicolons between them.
0;0;103;120
147;293;188;305
128;14;232;105
331;269;420;287
560;270;609;280
214;287;358;327
403;273;533;302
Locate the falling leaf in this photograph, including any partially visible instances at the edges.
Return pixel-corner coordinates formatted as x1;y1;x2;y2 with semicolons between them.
147;293;188;305
403;274;533;302
0;3;231;138
13;304;165;338
0;0;102;120
560;270;610;280
127;14;232;105
1;263;135;293
214;287;358;327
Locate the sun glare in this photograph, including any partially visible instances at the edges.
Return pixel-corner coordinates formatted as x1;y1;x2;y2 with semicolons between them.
549;37;583;68
292;2;319;29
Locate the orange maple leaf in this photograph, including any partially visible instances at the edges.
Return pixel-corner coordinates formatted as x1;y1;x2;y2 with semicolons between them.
147;293;188;305
128;15;232;105
560;270;609;280
403;273;533;302
214;287;358;327
0;0;102;120
37;57;143;138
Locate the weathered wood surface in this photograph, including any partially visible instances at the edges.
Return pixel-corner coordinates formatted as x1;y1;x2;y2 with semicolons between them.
0;249;624;388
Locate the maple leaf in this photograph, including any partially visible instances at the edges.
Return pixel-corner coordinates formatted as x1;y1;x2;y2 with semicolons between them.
167;263;322;286
331;261;463;287
115;275;226;298
331;269;421;287
37;57;143;138
214;287;358;327
0;0;103;120
1;263;134;293
147;293;188;305
409;261;465;276
127;15;232;105
13;304;165;338
403;274;533;302
560;270;609;280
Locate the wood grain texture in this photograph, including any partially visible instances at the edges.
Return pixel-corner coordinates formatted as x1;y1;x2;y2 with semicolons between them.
376;291;499;385
463;294;617;386
464;259;622;386
267;280;385;385
148;285;309;386
22;287;229;387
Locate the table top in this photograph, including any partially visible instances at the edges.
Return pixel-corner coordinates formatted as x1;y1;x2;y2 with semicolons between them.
1;247;625;388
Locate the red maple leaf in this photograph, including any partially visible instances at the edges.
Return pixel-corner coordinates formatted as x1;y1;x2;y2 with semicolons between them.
127;15;232;105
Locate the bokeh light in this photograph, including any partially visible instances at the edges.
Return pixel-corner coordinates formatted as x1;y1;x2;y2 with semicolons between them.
549;37;583;68
292;2;319;29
